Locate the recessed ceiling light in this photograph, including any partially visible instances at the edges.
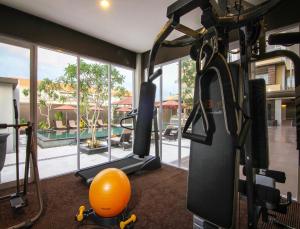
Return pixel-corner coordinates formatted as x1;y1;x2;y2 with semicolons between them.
99;0;110;10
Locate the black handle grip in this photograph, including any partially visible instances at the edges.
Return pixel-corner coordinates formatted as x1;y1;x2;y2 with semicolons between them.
265;170;286;183
120;116;135;130
268;32;300;45
13;99;18;120
0;124;8;129
182;132;208;144
149;69;162;82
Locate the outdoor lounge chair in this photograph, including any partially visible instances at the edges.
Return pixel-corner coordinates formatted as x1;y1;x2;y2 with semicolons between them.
110;129;132;149
54;120;67;130
68;120;77;129
162;125;178;141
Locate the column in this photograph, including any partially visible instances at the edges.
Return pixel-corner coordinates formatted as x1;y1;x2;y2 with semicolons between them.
275;99;282;126
134;54;142;109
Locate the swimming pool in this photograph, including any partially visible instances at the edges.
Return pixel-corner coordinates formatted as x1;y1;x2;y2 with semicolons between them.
37;127;123;148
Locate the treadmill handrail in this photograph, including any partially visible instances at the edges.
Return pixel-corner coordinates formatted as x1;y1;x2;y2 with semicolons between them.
119;108;138;130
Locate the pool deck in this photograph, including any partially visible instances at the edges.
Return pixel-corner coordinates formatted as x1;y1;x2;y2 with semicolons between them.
0;126;299;199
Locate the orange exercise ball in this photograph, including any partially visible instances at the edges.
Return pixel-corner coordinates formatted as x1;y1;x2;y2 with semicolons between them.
89;168;131;218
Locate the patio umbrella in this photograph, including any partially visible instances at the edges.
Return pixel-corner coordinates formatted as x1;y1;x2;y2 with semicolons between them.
161;100;179;109
90;105;104;111
161;100;182;116
54;105;76;125
112;96;132;105
116;107;131;112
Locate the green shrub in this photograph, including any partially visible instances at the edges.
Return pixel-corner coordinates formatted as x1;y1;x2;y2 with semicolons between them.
54;111;64;121
38;120;49;129
20;118;27;124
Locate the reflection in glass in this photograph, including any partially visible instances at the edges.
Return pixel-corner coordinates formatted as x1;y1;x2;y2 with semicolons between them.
37;47;77;178
0;42;30;183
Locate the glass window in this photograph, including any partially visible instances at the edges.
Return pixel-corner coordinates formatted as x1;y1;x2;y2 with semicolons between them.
111;66;134;160
257;25;300;198
37;47;77;178
150;67;161;157
180;57;196;169
161;62;179;166
78;58;109;169
0;42;30;184
228;49;240;62
256;73;269;83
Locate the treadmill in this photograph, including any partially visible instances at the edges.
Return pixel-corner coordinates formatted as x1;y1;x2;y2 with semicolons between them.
75;69;162;184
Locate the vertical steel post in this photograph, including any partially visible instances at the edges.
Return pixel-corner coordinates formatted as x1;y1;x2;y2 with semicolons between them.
108;64;112;162
178;60;182;167
76;56;81;170
240;27;257;229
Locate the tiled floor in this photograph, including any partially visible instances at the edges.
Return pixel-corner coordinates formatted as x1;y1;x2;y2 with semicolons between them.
267;126;299;198
1;126;299;199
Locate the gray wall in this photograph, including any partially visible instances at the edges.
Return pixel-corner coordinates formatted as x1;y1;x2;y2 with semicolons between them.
0;4;137;69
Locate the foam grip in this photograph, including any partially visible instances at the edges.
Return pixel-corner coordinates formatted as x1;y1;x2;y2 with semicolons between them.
13;99;18;120
0;124;8;129
133;82;156;156
249;79;269;169
119;214;137;229
265;170;286;183
268;32;300;45
75;206;86;222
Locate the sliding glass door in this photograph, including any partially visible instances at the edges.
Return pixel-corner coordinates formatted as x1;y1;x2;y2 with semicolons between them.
78;58;110;169
111;66;134;160
180;57;196;169
37;47;78;178
161;62;180;166
0;39;32;185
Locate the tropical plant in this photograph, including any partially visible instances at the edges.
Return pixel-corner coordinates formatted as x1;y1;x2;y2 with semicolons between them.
60;60;128;148
38;120;49;129
20;118;27;124
181;58;196;115
37;78;66;128
22;88;29;97
54;111;64;121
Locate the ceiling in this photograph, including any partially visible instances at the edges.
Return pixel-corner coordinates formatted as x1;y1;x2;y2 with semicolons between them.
0;0;203;53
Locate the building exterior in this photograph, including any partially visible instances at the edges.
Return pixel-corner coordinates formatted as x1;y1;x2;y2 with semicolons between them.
229;25;300;126
256;29;299;126
256;56;296;126
0;77;18;153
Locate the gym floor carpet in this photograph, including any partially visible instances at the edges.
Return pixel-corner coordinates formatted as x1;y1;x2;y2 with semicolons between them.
0;165;299;228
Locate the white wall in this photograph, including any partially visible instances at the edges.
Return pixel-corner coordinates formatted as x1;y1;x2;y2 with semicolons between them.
275;99;282;125
0;83;14;153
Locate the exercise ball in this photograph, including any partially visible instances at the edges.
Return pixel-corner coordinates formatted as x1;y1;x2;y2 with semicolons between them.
89;168;131;218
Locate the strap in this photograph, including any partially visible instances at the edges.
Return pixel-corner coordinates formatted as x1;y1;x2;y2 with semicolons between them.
182;101;210;144
183;51;238;144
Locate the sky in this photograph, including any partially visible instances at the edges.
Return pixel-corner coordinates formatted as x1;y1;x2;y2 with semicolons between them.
152;62;179;101
0;42;179;99
0;43;133;90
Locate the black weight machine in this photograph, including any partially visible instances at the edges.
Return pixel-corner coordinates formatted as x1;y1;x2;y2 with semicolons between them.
147;0;298;228
75;70;162;184
0;99;43;228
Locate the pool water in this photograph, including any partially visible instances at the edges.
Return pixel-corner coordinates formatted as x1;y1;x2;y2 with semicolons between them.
37;127;123;141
